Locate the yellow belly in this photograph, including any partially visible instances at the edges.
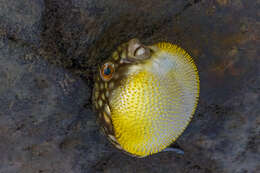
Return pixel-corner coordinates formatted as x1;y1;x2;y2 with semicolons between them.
109;43;199;157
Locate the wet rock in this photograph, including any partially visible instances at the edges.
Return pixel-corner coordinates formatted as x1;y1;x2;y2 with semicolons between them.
0;0;259;173
0;38;99;173
0;0;44;44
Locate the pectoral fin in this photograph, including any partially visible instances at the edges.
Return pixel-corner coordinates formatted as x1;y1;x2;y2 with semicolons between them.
161;143;184;155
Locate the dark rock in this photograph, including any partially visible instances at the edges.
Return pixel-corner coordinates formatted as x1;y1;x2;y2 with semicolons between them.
0;0;44;44
0;0;259;172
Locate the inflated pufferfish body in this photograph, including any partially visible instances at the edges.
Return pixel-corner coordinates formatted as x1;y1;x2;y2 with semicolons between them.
93;39;199;157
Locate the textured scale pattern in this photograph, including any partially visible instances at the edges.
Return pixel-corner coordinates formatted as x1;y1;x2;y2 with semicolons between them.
107;43;199;156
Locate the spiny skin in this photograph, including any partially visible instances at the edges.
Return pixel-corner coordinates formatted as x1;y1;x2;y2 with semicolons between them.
92;39;199;157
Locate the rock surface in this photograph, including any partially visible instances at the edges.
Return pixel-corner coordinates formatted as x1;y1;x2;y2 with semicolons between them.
0;0;259;172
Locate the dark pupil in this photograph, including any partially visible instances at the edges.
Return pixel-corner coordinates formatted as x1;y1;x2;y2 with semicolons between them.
104;66;111;75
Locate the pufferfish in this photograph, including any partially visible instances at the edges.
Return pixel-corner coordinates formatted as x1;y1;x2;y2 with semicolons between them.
92;38;199;157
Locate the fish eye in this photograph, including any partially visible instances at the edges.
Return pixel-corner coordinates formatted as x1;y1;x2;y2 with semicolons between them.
100;62;115;81
134;46;146;57
133;46;151;60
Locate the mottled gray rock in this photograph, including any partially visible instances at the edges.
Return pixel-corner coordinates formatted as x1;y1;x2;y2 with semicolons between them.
0;38;100;173
0;0;259;173
0;0;44;44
